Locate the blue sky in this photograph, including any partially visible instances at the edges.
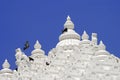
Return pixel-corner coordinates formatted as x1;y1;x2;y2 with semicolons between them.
0;0;120;69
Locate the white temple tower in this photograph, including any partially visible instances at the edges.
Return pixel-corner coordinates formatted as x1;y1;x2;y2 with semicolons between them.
0;16;120;80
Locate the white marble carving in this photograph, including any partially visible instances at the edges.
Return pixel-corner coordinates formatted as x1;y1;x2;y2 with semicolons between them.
0;16;120;80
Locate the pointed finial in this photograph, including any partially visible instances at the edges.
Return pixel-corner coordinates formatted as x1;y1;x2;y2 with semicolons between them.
34;40;41;49
67;15;71;20
31;40;45;56
82;31;89;40
2;59;10;69
16;48;22;53
99;40;106;50
64;16;74;29
100;40;103;44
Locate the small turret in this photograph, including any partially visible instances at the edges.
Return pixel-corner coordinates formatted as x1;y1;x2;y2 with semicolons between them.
15;48;29;66
91;33;97;45
0;59;13;80
59;16;80;41
31;40;45;58
2;59;10;69
64;16;74;29
15;48;23;59
99;41;106;50
81;31;90;44
34;40;42;49
82;31;89;40
57;16;80;47
94;41;110;61
0;59;12;74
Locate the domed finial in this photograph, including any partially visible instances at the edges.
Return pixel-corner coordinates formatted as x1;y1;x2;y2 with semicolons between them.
82;31;89;40
16;48;22;53
64;16;74;29
34;40;41;49
2;59;10;69
31;40;45;56
15;48;23;58
99;40;106;50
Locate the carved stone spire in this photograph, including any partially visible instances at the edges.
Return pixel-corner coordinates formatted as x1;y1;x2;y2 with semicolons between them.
15;48;23;59
82;31;89;40
95;40;109;58
16;48;22;53
0;59;12;74
2;59;10;69
34;40;41;49
31;40;45;56
64;16;74;29
99;40;106;50
59;16;80;41
57;16;80;47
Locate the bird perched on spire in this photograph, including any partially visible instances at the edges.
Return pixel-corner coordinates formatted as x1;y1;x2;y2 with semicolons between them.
28;57;34;61
15;68;18;71
23;41;29;50
62;28;68;33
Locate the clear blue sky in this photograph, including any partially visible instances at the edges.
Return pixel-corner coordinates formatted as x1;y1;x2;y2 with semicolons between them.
0;0;120;69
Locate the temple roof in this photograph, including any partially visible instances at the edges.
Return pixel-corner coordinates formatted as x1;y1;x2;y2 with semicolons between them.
58;16;80;47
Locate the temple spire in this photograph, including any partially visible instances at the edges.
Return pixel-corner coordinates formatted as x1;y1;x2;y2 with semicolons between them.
82;31;89;40
0;59;13;75
99;40;106;50
2;59;10;69
57;16;80;46
64;16;74;29
67;15;71;20
31;40;45;56
15;48;23;59
34;40;41;49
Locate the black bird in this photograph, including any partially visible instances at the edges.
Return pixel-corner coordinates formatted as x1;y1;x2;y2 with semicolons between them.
46;62;50;66
23;41;29;50
62;28;68;33
28;57;34;61
15;68;18;71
